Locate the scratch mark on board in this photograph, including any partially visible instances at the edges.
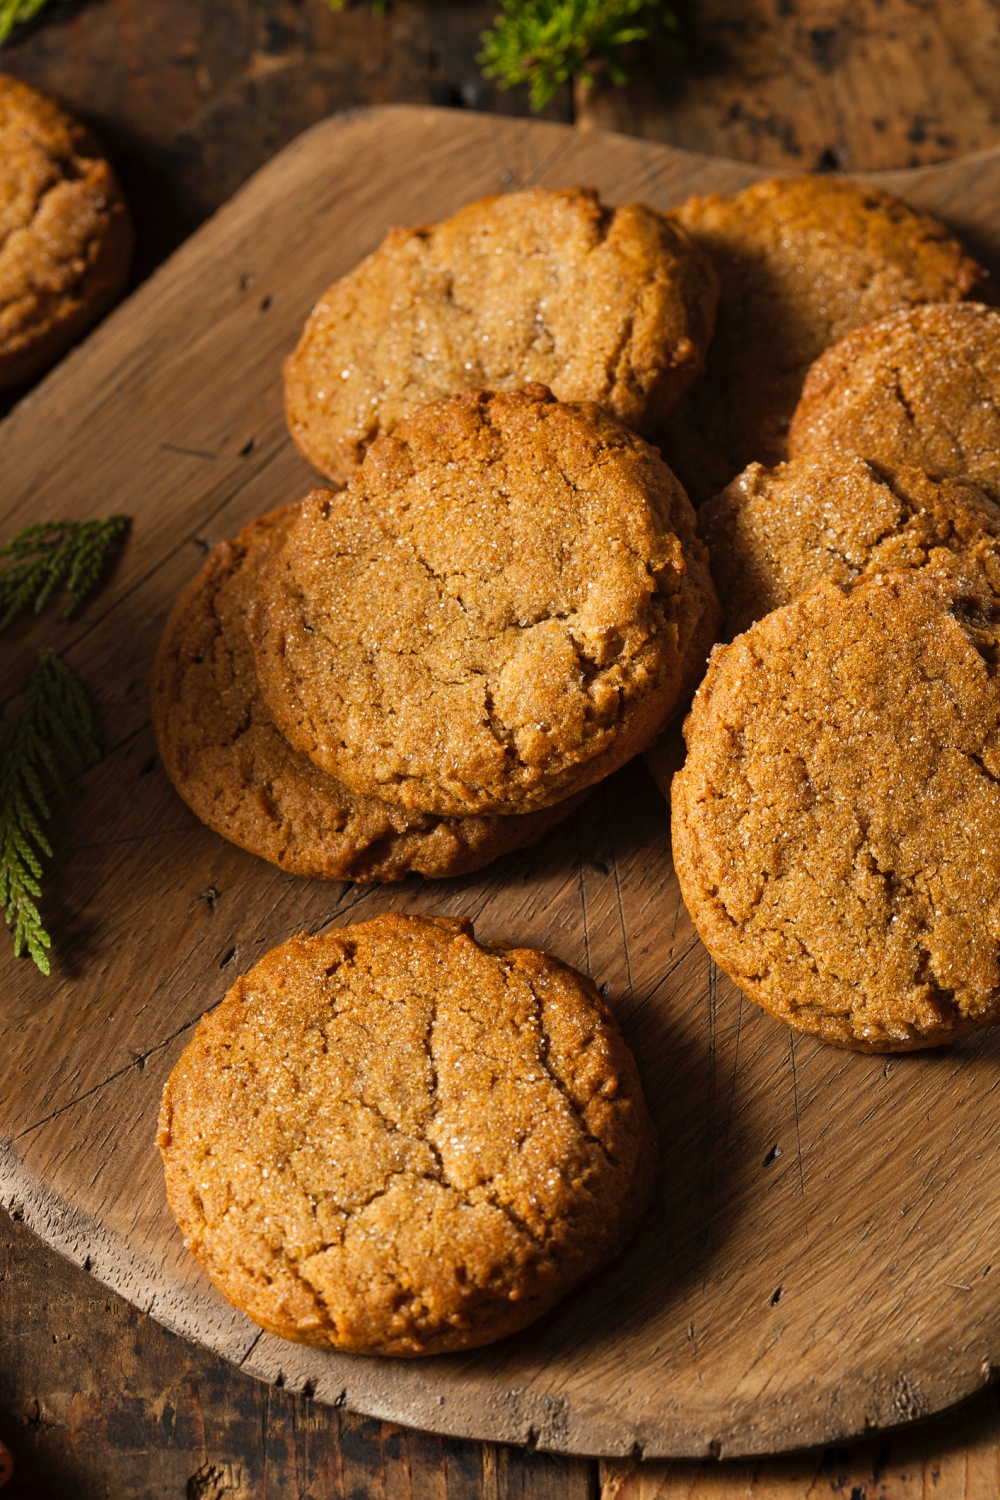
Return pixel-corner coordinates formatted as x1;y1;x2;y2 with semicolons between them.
789;1029;806;1196
14;1011;204;1141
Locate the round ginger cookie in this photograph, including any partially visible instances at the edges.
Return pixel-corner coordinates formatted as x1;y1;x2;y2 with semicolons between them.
0;73;132;390
655;176;994;504
700;452;1000;640
672;570;1000;1052
788;303;1000;505
284;185;718;483
158;913;657;1356
250;386;719;818
151;505;580;883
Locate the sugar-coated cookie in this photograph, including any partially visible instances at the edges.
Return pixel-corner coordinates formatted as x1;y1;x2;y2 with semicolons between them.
673;570;1000;1051
700;453;1000;640
657;177;993;503
284;186;718;482
152;506;581;882
788;303;1000;504
0;73;131;390
159;913;658;1355
250;386;719;817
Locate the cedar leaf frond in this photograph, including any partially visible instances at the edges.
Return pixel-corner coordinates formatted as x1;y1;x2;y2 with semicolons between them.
0;649;103;974
479;0;679;111
0;0;53;46
322;0;391;15
0;515;130;633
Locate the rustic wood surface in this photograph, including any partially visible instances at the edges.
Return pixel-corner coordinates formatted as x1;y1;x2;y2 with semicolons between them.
6;4;1000;1491
4;108;1000;1471
0;1208;597;1499
581;0;1000;172
6;1208;1000;1497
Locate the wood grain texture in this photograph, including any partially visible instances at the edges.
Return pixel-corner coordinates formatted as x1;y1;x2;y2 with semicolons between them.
0;1209;594;1500
5;0;1000;275
597;1399;1000;1500
6;1204;1000;1499
4;107;1000;1462
580;0;1000;173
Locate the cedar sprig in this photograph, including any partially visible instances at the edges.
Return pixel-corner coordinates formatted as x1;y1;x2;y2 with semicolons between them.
323;0;391;14
479;0;680;112
0;648;102;974
0;0;51;45
0;515;130;634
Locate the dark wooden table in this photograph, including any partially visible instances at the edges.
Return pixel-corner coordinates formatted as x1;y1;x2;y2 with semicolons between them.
6;1205;1000;1498
5;1;1000;1494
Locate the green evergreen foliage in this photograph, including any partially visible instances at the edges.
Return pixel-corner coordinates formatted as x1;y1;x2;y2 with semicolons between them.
324;0;391;14
0;649;102;974
0;515;130;634
0;0;51;46
479;0;680;111
317;0;681;110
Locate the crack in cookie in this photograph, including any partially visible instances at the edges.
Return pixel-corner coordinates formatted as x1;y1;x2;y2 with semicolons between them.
152;504;582;882
249;386;718;816
158;914;657;1356
672;570;1000;1051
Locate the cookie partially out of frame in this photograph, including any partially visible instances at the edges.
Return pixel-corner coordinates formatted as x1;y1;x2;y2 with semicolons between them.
788;303;1000;505
284;185;718;483
656;176;994;504
0;73;132;390
700;452;1000;641
250;386;719;818
158;913;658;1356
672;570;1000;1052
151;505;580;882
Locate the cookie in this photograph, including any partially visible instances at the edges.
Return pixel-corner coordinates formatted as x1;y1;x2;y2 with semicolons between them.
0;73;132;390
158;913;657;1355
672;570;1000;1052
249;386;720;817
284;185;718;483
656;176;993;504
151;505;580;882
788;303;1000;504
700;452;1000;640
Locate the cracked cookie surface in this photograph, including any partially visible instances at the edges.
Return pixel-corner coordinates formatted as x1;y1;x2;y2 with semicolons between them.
0;73;131;390
157;913;657;1355
283;185;718;483
672;570;1000;1051
250;386;718;817
788;303;1000;505
700;453;1000;641
655;177;993;504
151;505;580;882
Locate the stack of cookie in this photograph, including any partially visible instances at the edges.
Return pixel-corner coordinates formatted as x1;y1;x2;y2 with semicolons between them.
656;175;995;504
153;187;723;885
154;186;735;1352
662;175;1000;1053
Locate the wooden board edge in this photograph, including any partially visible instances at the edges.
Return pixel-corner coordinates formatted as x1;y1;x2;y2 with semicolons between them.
4;1136;998;1462
7;104;1000;1460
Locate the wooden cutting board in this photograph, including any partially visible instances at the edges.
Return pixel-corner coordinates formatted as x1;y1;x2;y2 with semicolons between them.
4;106;1000;1463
